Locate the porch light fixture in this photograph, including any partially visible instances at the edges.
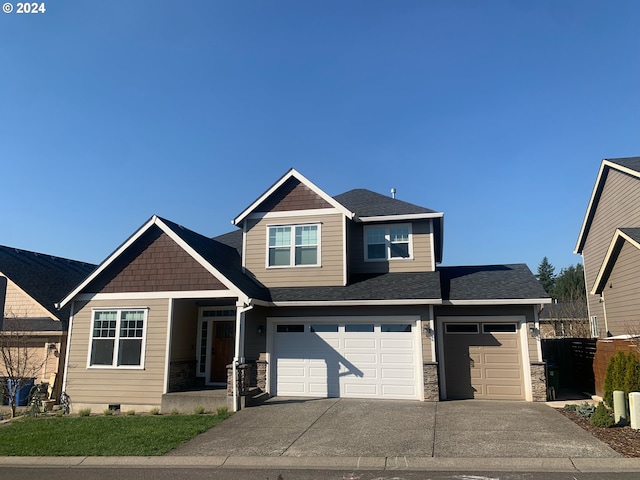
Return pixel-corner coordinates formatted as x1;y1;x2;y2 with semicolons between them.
529;325;539;338
257;324;265;336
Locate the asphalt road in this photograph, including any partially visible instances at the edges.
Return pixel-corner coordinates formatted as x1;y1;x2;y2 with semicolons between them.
1;468;640;480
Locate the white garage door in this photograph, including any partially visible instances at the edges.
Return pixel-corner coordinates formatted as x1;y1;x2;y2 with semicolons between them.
272;320;420;400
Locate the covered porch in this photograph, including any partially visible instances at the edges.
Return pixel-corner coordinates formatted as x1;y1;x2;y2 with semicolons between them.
163;298;268;412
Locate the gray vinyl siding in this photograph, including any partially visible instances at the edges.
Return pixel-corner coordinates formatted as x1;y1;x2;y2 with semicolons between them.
582;169;640;333
601;241;640;336
65;298;169;407
244;213;344;287
348;219;434;274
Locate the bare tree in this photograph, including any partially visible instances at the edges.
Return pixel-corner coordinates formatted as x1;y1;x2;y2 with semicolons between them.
0;312;51;418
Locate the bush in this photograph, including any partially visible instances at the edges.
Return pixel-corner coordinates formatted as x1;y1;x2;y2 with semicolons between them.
216;405;229;416
194;405;205;415
563;404;577;412
103;408;114;416
125;410;136;416
590;402;615;428
575;402;596;419
149;407;160;415
603;351;640;407
78;408;91;417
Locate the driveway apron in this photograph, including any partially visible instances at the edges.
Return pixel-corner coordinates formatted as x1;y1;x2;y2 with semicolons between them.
166;398;619;458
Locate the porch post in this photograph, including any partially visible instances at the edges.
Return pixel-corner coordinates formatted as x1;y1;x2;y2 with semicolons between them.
233;300;253;412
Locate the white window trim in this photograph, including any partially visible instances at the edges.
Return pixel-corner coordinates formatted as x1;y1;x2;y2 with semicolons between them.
363;223;413;262
265;222;322;268
196;307;236;381
87;307;149;370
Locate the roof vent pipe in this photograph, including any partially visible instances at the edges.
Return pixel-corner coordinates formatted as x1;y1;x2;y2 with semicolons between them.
391;187;396;199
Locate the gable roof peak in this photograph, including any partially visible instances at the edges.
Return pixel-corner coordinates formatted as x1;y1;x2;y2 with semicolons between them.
575;156;640;254
232;168;354;226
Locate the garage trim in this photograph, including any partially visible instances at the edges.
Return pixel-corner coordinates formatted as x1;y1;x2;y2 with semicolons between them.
436;315;532;401
266;315;423;400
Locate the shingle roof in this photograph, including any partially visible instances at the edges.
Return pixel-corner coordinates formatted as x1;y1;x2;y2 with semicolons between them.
438;264;549;301
620;227;640;244
0;245;96;327
334;189;439;217
159;218;268;300
268;272;441;302
609;156;640;173
2;317;63;332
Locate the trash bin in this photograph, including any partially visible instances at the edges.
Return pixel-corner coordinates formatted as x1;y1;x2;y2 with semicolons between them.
6;378;35;406
547;365;560;400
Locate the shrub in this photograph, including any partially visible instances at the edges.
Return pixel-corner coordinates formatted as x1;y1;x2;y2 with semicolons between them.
171;408;180;415
103;408;114;416
603;351;640;407
590;402;615;428
125;410;136;416
194;405;205;415
149;407;160;416
78;408;91;417
216;405;229;416
563;404;578;412
575;402;596;419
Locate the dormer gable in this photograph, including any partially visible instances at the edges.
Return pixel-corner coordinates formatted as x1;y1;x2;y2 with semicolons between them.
232;168;353;226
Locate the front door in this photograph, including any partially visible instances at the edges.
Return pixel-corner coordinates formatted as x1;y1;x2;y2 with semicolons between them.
210;321;235;383
196;308;236;385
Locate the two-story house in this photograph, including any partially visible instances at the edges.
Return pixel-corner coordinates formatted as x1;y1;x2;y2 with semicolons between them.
575;157;640;338
57;169;549;413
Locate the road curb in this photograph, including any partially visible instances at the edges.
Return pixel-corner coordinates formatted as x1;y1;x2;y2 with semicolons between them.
1;456;640;472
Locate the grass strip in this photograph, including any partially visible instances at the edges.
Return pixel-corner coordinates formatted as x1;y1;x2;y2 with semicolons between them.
0;413;229;456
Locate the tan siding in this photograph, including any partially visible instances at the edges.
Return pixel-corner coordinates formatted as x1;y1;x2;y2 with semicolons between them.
1;276;56;319
244;213;344;287
349;220;434;274
65;298;169;407
582;169;640;333
601;241;640;336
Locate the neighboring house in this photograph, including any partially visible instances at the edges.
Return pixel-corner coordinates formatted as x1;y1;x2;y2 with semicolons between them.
574;156;640;337
58;169;550;413
538;301;590;339
0;246;96;400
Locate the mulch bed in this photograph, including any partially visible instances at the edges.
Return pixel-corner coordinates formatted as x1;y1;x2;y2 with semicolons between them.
556;408;640;457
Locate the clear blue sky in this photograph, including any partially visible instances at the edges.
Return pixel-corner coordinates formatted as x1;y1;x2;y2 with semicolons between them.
1;1;638;274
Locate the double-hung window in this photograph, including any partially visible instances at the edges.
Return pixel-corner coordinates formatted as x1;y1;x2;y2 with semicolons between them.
90;309;147;368
365;224;412;261
268;224;319;267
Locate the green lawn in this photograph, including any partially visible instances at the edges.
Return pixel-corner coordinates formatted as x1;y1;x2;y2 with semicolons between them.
0;413;230;456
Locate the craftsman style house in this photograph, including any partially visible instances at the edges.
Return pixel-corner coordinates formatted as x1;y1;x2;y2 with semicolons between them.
575;157;640;338
0;246;95;401
58;169;550;412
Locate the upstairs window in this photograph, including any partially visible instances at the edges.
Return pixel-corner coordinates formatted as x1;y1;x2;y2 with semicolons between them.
268;224;320;267
90;309;147;368
364;224;412;261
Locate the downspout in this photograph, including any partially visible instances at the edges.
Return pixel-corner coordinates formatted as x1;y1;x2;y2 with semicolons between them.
233;300;254;412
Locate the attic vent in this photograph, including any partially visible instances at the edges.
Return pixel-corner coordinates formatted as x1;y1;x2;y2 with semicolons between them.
391;187;396;199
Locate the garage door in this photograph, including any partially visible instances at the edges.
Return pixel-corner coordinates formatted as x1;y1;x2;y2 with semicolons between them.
272;320;419;400
442;321;525;400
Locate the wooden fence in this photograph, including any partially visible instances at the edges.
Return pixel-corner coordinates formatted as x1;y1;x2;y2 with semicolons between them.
592;338;638;398
541;338;597;394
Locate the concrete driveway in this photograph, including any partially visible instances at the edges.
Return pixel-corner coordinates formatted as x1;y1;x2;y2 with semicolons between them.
167;397;619;458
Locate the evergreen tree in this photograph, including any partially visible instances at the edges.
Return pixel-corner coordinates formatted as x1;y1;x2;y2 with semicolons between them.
536;257;556;295
553;264;586;301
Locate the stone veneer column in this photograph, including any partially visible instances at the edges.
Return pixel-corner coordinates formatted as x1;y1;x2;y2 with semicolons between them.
256;353;268;391
530;362;547;402
423;362;440;401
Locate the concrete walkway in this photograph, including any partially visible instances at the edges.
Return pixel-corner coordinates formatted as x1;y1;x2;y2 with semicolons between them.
3;398;640;472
